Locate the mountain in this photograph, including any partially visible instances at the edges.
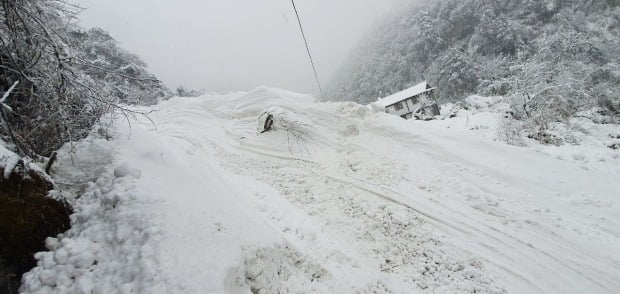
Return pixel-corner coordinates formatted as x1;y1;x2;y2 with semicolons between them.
328;0;620;122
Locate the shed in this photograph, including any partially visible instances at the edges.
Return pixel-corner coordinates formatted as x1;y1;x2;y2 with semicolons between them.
375;81;438;120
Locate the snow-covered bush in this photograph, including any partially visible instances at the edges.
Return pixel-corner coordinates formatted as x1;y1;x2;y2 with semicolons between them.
496;118;525;146
175;86;205;98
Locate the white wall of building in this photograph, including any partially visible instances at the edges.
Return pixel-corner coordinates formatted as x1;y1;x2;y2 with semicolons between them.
386;97;420;118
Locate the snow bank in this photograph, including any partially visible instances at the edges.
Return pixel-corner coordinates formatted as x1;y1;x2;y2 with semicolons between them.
20;135;161;293
422;95;620;176
212;86;315;119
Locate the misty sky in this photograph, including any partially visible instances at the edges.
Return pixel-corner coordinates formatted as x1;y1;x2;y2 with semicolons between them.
76;0;407;96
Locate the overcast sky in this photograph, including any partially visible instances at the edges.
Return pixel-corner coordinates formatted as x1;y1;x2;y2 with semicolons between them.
75;0;408;96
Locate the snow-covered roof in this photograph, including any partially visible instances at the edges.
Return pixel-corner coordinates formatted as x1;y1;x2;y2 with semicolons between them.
375;81;434;108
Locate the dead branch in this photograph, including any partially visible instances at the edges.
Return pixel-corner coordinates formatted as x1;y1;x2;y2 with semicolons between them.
259;108;312;155
44;151;57;174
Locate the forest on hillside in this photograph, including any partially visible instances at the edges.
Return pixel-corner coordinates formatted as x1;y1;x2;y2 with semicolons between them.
0;0;169;158
328;0;620;129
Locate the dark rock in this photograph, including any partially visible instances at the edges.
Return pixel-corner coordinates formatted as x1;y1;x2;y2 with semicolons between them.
258;113;274;134
0;161;71;294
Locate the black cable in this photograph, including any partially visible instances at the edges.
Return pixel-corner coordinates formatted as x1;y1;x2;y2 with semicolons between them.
291;0;324;99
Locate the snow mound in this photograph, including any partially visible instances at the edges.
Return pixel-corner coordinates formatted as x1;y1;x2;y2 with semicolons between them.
113;162;140;179
21;170;161;293
225;245;332;293
216;87;315;119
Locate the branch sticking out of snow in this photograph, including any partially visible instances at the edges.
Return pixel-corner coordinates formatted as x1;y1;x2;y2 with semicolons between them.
258;107;312;155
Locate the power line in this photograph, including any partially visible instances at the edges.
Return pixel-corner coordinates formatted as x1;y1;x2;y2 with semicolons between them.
290;0;324;100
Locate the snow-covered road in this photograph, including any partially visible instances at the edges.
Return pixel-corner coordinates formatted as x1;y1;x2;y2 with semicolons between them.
22;88;620;293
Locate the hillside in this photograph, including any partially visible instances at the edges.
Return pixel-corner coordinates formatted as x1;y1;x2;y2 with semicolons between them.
0;0;170;158
20;88;620;293
0;2;171;292
328;0;620;122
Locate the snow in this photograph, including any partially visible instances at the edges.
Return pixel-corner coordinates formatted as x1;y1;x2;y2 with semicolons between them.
21;88;620;293
112;162;140;179
1;141;19;176
3;154;20;179
0;139;51;182
375;81;433;108
429;95;620;176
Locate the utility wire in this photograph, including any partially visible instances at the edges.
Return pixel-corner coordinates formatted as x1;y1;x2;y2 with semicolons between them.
291;0;324;100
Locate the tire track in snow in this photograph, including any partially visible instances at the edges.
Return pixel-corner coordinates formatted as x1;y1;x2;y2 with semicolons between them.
146;98;506;293
363;117;620;293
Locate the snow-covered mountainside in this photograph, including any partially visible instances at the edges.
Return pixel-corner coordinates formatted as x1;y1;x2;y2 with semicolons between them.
329;0;620;106
21;88;620;293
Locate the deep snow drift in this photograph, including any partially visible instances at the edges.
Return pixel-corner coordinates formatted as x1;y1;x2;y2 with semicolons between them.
21;88;620;293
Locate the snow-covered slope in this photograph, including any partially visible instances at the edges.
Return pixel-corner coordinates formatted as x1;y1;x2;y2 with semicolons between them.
22;88;620;293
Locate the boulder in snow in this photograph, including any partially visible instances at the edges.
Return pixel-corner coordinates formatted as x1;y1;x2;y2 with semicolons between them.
113;162;141;178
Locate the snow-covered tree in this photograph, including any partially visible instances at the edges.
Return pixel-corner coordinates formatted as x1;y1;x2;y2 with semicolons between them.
0;0;169;157
327;0;620;138
70;28;171;105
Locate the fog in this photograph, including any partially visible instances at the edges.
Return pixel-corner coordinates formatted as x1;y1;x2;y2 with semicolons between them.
76;0;408;96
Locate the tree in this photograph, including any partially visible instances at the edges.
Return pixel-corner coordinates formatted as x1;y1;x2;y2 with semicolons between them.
0;0;168;158
70;28;171;105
